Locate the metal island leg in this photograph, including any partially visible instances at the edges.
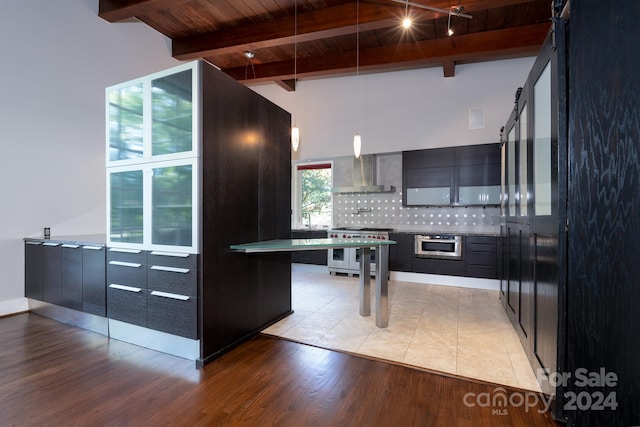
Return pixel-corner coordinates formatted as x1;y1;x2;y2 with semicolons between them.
375;244;389;328
359;247;371;317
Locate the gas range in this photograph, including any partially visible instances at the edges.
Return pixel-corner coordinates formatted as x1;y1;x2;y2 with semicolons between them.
328;227;393;240
327;227;392;276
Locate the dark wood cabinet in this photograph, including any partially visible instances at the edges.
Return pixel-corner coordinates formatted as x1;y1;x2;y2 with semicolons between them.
388;233;498;278
464;236;498;279
24;239;107;317
106;248;147;326
413;256;465;276
104;61;291;365
388;233;414;272
42;243;62;305
402;144;500;207
61;245;83;311
82;246;106;316
290;230;326;265
24;242;43;300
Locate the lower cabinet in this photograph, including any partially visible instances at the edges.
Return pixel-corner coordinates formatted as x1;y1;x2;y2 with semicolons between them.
25;241;44;300
106;248;147;326
389;233;414;272
24;239;106;316
413;257;465;276
147;293;198;339
42;242;62;305
147;251;198;339
82;245;106;316
61;244;83;311
291;230;326;265
106;248;198;339
107;283;147;326
391;233;498;278
464;236;499;279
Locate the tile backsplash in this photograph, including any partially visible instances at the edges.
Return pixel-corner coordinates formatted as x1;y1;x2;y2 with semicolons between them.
331;153;501;234
333;192;500;233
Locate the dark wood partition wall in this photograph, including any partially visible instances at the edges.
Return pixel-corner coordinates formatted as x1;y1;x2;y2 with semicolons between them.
502;1;640;425
565;1;640;426
199;64;291;364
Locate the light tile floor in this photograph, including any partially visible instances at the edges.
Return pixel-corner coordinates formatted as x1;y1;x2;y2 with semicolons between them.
262;266;542;392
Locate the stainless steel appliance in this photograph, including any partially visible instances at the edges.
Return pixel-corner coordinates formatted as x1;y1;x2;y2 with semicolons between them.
414;234;463;259
327;227;392;276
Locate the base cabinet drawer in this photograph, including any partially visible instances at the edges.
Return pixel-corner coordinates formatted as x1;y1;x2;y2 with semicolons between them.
147;291;198;339
148;267;197;296
413;257;465;276
107;284;147;327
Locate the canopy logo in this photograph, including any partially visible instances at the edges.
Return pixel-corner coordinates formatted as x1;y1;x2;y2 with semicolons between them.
462;387;552;415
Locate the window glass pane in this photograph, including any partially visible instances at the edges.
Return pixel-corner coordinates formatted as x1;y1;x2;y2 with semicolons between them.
298;166;332;229
109;84;144;161
152;70;193;156
534;62;552;216
519;103;528;216
152;164;193;247
508;126;516;216
110;170;144;243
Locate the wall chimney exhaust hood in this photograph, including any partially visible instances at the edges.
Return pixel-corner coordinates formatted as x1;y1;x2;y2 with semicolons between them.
332;154;396;194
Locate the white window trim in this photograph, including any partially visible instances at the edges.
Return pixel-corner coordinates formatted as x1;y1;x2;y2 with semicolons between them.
291;160;334;230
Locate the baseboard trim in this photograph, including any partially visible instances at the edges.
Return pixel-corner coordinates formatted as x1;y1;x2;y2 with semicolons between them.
390;271;499;291
0;297;29;317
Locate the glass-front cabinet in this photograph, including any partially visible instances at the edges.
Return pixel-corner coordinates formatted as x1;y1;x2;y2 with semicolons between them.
106;63;198;165
106;62;200;253
107;160;198;253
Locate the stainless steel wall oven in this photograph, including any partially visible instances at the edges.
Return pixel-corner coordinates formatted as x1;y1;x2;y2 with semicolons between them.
414;234;462;259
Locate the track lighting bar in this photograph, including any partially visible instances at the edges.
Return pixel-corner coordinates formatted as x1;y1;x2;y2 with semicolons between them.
389;0;473;19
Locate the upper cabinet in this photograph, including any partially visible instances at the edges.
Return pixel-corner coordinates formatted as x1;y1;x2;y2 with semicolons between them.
402;143;500;207
106;62;201;253
107;62;198;166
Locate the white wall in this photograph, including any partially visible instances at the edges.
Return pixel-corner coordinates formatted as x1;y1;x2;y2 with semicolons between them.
0;0;179;313
249;57;534;161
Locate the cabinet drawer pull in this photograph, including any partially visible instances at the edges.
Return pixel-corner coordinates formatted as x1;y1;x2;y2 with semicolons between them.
150;265;190;274
109;284;142;293
26;241;42;246
150;290;190;301
150;251;189;258
43;242;60;247
61;244;80;248
109;248;142;254
83;245;103;251
109;261;142;268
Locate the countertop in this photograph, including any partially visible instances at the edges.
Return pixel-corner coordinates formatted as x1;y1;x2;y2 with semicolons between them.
24;234;107;246
230;238;396;253
291;228;499;236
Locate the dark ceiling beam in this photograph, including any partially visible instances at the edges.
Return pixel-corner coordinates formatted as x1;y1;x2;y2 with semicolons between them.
172;3;398;60
443;61;456;78
171;0;542;60
224;23;550;83
98;0;191;22
276;79;297;92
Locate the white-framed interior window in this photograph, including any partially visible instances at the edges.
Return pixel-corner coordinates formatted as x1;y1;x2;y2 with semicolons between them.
292;161;333;230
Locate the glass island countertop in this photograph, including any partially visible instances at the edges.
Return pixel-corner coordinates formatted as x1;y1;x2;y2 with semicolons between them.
230;238;395;328
230;238;395;252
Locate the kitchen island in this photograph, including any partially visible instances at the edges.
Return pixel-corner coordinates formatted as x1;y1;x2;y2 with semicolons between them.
231;238;396;328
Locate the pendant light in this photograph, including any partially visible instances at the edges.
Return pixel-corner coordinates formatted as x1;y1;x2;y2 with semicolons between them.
291;0;300;152
353;0;362;158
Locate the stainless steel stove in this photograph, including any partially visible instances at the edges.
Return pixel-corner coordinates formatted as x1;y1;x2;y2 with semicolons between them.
327;227;392;276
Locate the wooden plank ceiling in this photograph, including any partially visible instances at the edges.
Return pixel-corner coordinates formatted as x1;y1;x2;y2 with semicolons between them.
99;0;553;90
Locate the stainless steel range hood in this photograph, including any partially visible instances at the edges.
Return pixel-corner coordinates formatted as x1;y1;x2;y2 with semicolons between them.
332;154;396;194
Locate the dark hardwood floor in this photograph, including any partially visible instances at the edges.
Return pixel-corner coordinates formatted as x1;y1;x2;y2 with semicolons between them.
0;313;559;426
